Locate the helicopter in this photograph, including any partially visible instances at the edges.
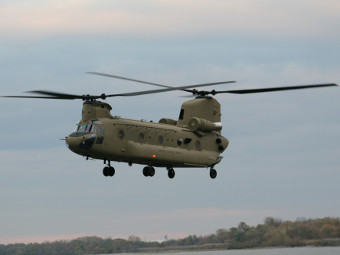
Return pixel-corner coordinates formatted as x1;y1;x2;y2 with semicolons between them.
3;72;337;179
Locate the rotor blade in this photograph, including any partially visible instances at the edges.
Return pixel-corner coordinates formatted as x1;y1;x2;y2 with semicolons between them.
106;80;236;97
215;83;338;94
3;90;89;100
87;72;171;88
2;95;75;100
28;90;85;99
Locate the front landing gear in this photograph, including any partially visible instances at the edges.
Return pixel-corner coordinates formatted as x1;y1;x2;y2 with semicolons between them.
209;168;217;179
167;167;175;179
103;160;115;177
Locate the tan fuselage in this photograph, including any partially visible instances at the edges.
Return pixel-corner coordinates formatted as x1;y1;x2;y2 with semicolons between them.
66;98;229;169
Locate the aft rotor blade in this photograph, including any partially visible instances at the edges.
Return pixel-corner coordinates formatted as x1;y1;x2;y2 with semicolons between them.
215;83;338;94
106;80;236;97
87;72;171;88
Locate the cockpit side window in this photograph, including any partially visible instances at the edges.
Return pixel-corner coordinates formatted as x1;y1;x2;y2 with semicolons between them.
95;125;106;135
77;124;87;132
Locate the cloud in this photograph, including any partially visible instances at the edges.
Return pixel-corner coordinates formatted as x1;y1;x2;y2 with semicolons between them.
1;0;339;38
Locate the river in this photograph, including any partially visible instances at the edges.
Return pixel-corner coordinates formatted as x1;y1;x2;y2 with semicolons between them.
114;246;340;255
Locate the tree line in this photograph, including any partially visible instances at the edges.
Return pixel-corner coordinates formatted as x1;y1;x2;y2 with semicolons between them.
1;217;340;255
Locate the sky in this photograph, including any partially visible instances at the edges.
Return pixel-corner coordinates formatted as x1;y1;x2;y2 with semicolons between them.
0;0;339;244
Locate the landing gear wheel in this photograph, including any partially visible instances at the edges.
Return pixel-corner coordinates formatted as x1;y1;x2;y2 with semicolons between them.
149;167;155;177
108;167;115;177
210;168;217;179
103;166;109;177
167;168;175;179
143;166;149;177
143;166;155;177
103;166;115;177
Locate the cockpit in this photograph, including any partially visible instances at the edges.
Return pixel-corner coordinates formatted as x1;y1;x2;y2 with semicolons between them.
66;121;106;153
70;122;105;137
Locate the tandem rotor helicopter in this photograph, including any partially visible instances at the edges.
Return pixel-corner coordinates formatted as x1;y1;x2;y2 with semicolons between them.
4;72;338;179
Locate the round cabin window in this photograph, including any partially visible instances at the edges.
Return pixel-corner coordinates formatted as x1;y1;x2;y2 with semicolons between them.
195;141;201;150
139;133;144;142
118;130;124;139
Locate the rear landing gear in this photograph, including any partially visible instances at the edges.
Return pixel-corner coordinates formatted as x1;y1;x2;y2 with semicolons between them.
167;167;175;179
143;166;155;177
210;168;217;179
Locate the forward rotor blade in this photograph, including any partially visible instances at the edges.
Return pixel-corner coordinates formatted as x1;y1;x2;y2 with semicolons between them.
3;95;75;100
3;90;88;100
215;83;338;94
106;80;236;97
87;72;171;88
3;80;236;100
28;90;85;99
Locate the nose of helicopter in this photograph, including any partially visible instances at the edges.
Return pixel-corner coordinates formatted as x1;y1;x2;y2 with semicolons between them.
65;133;96;152
65;136;80;149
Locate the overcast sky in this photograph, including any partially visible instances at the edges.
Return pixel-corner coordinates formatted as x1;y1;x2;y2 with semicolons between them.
0;0;339;244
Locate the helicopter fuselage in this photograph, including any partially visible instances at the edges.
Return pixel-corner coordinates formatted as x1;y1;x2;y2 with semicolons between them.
65;98;229;178
66;117;227;168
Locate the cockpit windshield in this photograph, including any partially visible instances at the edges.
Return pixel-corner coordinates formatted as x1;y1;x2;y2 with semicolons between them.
76;124;96;133
74;123;105;135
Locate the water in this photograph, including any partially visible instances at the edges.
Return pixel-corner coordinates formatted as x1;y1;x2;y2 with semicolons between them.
115;247;340;255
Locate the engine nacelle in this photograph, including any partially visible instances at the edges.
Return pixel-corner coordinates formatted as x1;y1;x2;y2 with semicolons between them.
188;117;222;132
159;118;177;125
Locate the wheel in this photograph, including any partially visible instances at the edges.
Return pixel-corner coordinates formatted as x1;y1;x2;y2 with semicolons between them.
168;168;175;179
103;166;109;177
210;168;217;179
143;166;149;177
149;167;155;177
108;167;115;177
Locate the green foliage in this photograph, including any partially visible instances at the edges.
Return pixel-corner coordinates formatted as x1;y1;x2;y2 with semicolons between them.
1;217;340;254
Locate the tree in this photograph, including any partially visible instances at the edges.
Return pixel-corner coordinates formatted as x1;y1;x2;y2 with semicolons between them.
264;217;282;227
215;228;229;243
128;235;141;242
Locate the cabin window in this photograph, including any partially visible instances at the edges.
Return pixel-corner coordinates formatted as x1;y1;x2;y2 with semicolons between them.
179;109;184;120
158;136;163;144
177;138;183;146
139;133;144;142
195;141;201;150
184;138;192;144
118;130;125;139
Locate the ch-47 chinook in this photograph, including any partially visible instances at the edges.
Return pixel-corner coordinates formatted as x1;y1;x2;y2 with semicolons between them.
4;72;337;179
